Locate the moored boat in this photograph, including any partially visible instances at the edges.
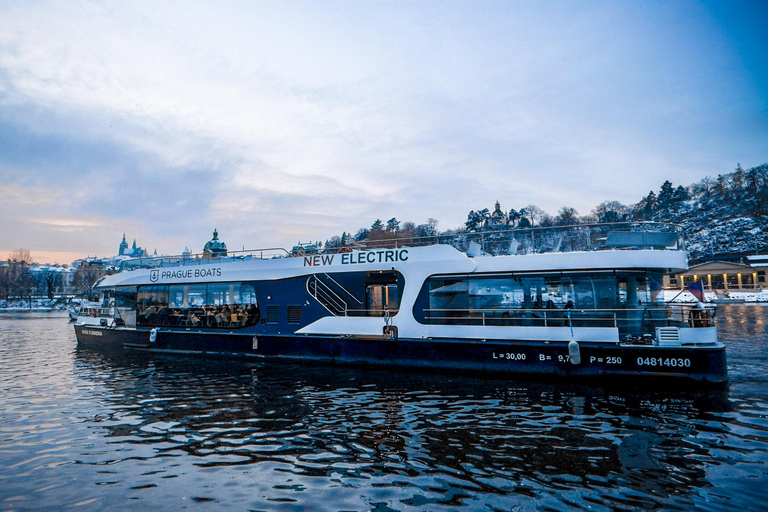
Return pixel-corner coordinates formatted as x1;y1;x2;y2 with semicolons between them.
73;224;727;384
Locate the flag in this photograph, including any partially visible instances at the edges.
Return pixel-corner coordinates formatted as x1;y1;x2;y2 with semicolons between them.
688;280;704;302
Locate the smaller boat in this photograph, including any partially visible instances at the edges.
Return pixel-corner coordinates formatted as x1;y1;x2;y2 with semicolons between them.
69;295;118;326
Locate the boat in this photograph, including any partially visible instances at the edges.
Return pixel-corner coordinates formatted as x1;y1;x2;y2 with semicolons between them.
73;224;727;384
68;295;112;323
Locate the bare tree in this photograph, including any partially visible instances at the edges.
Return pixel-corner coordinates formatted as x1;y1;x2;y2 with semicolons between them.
592;201;628;223
523;205;545;227
10;248;33;264
554;206;579;226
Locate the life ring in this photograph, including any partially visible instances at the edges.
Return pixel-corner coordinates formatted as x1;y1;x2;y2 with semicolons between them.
338;247;352;253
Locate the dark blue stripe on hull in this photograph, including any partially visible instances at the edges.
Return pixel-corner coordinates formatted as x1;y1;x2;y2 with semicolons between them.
74;325;727;384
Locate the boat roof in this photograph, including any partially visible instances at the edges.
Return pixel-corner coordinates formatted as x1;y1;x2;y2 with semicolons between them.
96;223;689;289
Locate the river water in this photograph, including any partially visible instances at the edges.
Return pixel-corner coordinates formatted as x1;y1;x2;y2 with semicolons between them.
0;305;766;511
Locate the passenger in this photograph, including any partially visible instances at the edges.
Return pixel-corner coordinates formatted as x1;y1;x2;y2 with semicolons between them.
187;310;200;327
205;307;216;326
215;307;227;327
565;300;574;309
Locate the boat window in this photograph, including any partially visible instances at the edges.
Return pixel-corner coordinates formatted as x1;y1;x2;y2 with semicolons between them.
421;272;672;334
428;278;469;311
206;282;258;306
137;285;170;309
114;287;137;308
169;284;207;308
137;282;259;328
424;273;659;317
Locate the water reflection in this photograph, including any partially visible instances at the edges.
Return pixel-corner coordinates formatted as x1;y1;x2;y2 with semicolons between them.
71;348;740;510
1;310;766;511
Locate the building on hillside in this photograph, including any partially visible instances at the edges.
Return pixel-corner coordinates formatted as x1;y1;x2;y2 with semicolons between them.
118;234;148;258
203;229;228;258
488;201;508;226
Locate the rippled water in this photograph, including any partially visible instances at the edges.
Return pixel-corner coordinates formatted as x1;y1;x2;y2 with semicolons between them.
1;305;766;511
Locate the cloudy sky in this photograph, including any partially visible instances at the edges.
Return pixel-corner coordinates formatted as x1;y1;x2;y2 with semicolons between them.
1;0;766;264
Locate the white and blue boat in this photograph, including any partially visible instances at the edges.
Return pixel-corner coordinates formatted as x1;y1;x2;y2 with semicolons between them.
74;224;727;384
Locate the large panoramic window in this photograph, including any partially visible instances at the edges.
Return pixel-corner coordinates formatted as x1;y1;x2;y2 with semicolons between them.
136;282;259;328
421;272;664;329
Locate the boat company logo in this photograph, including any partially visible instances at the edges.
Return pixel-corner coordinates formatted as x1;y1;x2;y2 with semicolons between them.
150;270;159;282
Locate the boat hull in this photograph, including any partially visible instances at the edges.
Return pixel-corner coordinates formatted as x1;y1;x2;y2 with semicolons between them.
74;325;728;385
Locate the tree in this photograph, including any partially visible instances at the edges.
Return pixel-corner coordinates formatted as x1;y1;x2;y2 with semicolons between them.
44;271;56;299
523;205;544;227
13;266;34;302
10;248;33;264
634;191;656;220
592;201;628;223
733;163;745;191
554;206;579;226
671;185;689;203
386;218;400;233
465;210;482;231
414;218;439;237
695;176;715;200
371;219;384;231
658;180;674;205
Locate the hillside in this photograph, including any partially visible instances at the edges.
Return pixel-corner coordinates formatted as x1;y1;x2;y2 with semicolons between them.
631;163;768;261
329;162;768;262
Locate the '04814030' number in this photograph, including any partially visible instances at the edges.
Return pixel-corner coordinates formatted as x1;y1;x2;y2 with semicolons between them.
637;357;691;368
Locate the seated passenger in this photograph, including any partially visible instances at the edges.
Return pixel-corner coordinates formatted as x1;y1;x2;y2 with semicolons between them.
187;310;200;326
215;307;227;327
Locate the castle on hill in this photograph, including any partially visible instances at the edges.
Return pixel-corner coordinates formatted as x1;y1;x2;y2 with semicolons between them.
118;234;149;258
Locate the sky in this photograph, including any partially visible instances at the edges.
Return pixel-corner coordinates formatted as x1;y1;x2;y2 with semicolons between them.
0;0;766;265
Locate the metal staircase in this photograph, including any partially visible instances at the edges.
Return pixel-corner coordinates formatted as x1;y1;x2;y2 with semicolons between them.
307;274;362;316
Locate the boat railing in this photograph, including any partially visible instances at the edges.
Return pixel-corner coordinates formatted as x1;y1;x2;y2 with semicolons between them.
307;275;348;316
79;306;114;318
423;304;714;331
350;221;684;256
112;222;684;272
117;247;291;271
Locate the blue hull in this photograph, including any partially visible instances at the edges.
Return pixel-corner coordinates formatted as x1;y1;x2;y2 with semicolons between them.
74;325;728;385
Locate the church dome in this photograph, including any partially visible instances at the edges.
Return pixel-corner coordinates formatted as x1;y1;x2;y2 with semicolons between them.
203;229;228;257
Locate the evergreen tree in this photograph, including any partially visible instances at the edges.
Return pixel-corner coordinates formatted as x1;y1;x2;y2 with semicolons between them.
658;180;674;204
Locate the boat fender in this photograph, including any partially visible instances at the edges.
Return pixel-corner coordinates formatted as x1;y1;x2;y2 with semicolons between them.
568;339;581;365
150;328;158;343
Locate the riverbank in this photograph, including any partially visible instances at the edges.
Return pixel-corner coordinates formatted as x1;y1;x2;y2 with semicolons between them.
0;297;70;312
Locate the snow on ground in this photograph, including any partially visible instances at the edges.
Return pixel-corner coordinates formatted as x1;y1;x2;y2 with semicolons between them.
0;298;68;311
